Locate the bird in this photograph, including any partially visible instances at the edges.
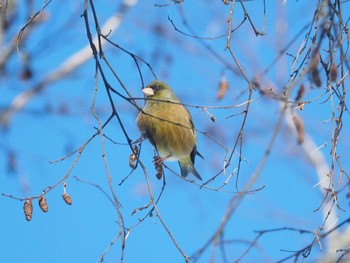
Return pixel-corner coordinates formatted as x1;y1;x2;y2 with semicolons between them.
136;80;202;180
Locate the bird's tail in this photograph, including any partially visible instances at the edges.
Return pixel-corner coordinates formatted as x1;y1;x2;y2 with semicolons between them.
178;159;202;180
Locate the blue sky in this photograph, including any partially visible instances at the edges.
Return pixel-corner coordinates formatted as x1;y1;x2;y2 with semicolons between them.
1;1;350;262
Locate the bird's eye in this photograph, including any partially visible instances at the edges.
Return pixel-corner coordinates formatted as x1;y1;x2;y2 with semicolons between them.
154;85;160;91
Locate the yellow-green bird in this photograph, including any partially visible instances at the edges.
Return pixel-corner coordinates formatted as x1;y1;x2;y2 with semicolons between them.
136;80;202;180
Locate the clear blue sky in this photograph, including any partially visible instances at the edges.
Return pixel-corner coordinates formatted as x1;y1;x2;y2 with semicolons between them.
1;1;350;262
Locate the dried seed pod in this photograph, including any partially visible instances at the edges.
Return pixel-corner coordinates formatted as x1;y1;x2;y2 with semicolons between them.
210;114;216;122
62;193;72;205
23;199;33;221
252;77;261;90
293;115;305;144
129;153;136;168
310;48;320;69
38;196;48;213
311;68;322;87
129;146;139;168
20;67;33;81
330;62;337;82
153;156;163;180
310;48;321;87
295;84;305;102
216;77;229;100
156;167;163;180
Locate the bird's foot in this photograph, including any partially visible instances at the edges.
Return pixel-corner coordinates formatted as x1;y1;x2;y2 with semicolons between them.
153;156;163;165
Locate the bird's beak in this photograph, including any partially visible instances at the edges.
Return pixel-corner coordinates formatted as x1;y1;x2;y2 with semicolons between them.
142;87;154;97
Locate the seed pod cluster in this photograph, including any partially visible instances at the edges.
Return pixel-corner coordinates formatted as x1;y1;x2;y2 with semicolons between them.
21;185;73;221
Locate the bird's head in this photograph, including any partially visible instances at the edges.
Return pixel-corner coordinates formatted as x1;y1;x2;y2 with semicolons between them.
142;80;178;101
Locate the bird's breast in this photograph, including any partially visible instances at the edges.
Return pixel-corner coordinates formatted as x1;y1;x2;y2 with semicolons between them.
137;100;196;161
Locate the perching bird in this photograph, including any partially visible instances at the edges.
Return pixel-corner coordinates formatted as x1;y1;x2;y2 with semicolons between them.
136;80;202;180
